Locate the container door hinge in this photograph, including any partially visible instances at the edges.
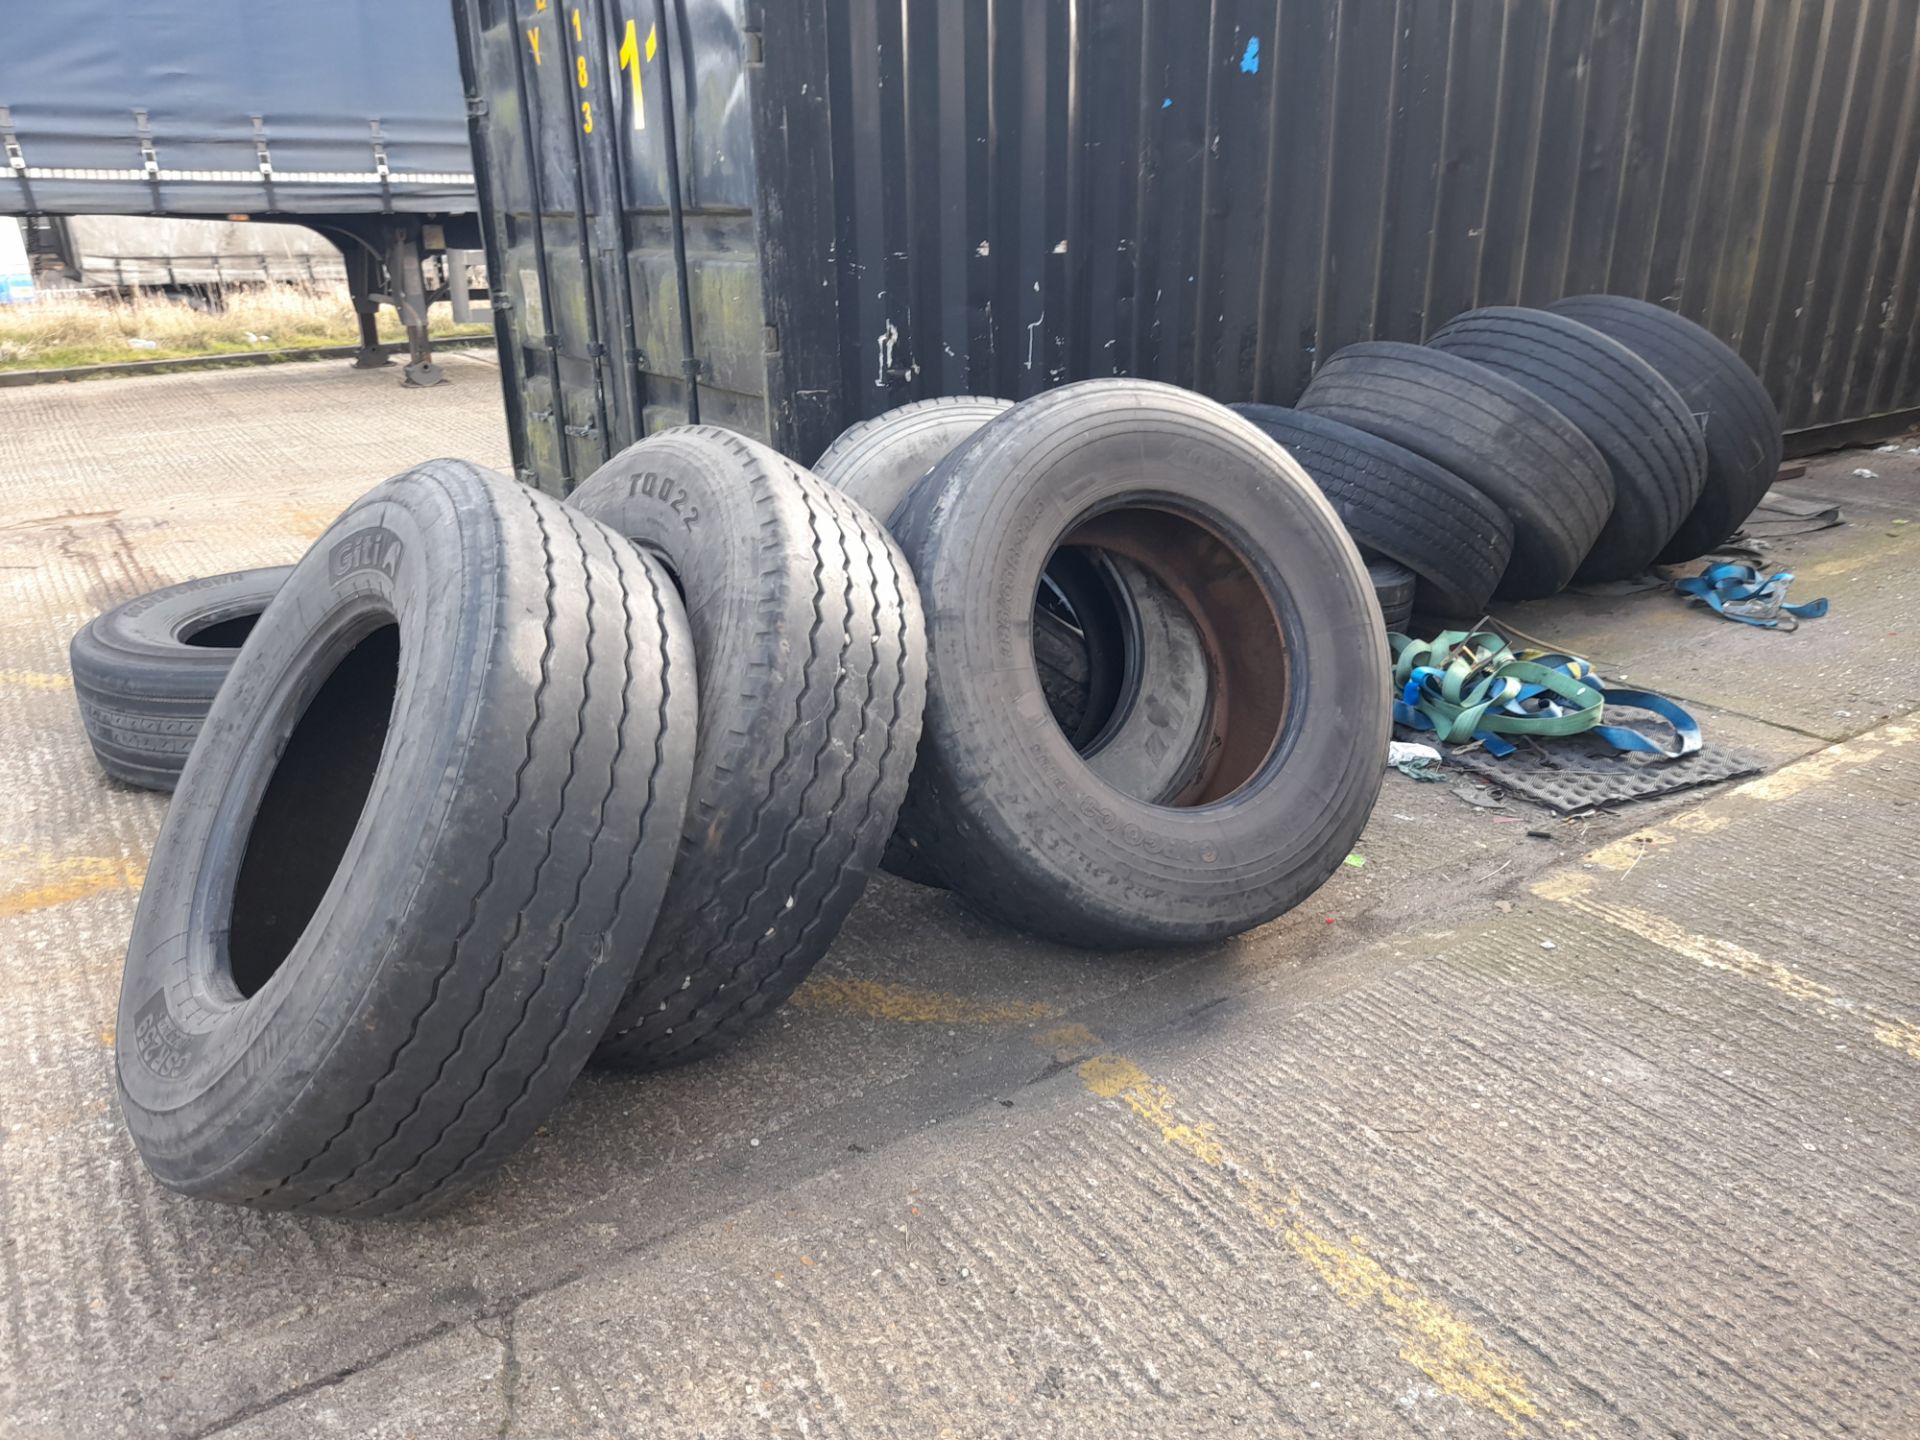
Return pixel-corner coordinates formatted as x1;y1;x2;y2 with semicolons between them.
489;291;514;312
681;356;708;380
564;421;598;439
465;95;490;118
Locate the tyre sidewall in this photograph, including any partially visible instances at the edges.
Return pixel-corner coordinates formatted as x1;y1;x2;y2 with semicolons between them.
118;473;495;1192
897;383;1388;944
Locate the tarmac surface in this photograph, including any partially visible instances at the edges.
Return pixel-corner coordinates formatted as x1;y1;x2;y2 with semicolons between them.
1;356;1916;1438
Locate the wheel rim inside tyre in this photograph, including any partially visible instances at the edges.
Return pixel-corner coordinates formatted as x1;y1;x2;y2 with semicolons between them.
222;618;400;998
1050;504;1287;807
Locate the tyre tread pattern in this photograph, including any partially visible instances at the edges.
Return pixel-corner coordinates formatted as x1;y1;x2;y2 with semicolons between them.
1232;404;1513;615
583;434;927;1069
1298;341;1614;599
1428;307;1706;580
237;472;689;1217
1548;294;1782;561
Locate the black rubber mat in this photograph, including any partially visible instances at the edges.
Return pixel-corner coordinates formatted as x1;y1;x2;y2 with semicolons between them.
1401;726;1764;812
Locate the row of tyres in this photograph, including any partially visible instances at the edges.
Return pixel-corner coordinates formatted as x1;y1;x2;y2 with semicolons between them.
85;379;1389;1218
1239;296;1784;614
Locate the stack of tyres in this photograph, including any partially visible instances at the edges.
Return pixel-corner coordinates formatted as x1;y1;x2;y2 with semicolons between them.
102;445;925;1217
1546;296;1784;563
1426;307;1706;582
84;382;1392;1218
1298;341;1616;601
1285;297;1781;608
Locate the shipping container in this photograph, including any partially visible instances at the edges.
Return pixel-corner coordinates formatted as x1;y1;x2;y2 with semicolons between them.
456;0;1920;494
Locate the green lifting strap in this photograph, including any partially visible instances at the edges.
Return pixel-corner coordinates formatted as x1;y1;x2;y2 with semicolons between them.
1390;630;1605;751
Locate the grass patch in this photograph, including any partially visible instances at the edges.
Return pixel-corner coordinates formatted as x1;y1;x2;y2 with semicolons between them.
0;285;489;372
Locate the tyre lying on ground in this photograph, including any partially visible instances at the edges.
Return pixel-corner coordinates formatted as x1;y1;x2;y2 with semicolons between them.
567;427;927;1069
888;378;1390;948
69;567;289;790
1230;404;1513;617
1548;294;1782;562
1427;306;1707;582
1297;341;1615;600
117;460;698;1217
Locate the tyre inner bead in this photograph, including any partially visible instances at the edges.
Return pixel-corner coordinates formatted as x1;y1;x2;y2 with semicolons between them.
225;620;400;998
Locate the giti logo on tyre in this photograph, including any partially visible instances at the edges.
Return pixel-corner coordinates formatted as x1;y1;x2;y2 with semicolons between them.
329;527;405;584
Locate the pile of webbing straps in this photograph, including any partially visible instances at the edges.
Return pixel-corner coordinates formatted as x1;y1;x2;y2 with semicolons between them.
1389;630;1701;761
1674;562;1829;629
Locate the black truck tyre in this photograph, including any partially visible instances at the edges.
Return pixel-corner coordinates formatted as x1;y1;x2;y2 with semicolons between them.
69;567;290;791
815;396;1016;524
567;427;927;1069
1298;341;1614;600
1368;556;1417;632
893;548;1214;890
1548;294;1782;562
889;379;1389;948
1428;306;1707;581
117;459;697;1217
819;399;1211;886
1230;404;1513;616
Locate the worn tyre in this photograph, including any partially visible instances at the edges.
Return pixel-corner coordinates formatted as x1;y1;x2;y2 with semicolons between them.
1368;556;1417;632
815;396;1015;524
892;547;1215;891
117;460;697;1217
1231;404;1512;616
1548;294;1782;561
1298;341;1614;600
568;427;927;1068
68;567;290;790
890;379;1389;948
820;399;1210;886
1428;306;1707;581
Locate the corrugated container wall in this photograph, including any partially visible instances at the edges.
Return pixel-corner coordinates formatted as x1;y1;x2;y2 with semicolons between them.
456;0;1920;496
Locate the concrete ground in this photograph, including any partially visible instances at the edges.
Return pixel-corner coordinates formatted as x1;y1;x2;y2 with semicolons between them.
1;357;1916;1439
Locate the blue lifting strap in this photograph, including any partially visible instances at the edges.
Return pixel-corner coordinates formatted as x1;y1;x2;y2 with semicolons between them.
1674;562;1829;630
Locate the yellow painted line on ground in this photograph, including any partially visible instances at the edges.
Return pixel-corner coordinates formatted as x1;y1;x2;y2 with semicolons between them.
0;668;73;692
1730;721;1913;803
1585;723;1915;870
1076;1052;1567;1435
0;855;145;919
790;975;1061;1026
1534;871;1920;1061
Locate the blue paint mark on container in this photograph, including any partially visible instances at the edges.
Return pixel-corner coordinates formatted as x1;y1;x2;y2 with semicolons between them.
1240;37;1261;74
1161;97;1173;109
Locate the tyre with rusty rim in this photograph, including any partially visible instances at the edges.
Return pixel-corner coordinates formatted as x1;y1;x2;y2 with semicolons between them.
888;380;1389;947
818;398;1213;888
